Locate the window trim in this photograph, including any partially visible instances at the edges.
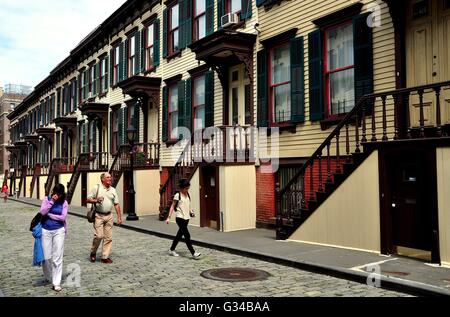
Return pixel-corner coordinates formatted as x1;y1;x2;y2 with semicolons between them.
145;23;155;72
168;3;180;55
268;41;291;126
225;0;242;16
168;83;179;141
323;19;354;119
193;0;206;42
128;33;137;77
111;108;119;154
113;44;120;86
192;73;206;131
99;57;108;94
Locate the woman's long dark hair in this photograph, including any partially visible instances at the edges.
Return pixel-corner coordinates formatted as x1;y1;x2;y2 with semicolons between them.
51;183;66;204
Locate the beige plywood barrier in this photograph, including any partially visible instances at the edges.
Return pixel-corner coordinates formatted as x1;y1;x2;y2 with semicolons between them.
135;170;161;216
289;151;381;253
219;165;256;232
437;147;450;266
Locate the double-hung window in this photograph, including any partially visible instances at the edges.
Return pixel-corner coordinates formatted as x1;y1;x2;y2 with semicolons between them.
145;24;155;71
324;21;354;116
113;45;120;85
100;57;108;94
194;0;206;41
226;0;241;15
193;75;206;131
168;84;179;140
270;43;291;123
128;34;136;77
169;4;180;54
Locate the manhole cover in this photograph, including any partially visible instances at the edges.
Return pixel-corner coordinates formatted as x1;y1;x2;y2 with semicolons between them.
201;268;271;282
382;271;410;277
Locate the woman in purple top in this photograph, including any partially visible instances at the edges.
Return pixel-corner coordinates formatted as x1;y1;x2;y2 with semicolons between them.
40;183;68;292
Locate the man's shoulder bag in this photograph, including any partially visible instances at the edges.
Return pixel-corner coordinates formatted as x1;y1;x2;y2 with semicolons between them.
87;185;100;223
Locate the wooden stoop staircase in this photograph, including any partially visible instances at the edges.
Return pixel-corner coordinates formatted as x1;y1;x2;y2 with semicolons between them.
66;154;90;204
276;80;450;240
159;140;199;220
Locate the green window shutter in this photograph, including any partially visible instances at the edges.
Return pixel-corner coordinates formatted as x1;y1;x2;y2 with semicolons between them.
123;106;128;146
92;121;97;153
154;19;161;67
133;101;140;136
162;86;169;142
104;57;109;92
83;70;89;100
123;39;129;80
95;62;100;96
135;30;141;75
140;30;146;73
353;12;374;112
82;123;87;153
110;49;115;87
179;0;186;50
256;0;266;7
185;78;192;133
118;108;124;146
241;0;252;20
118;42;124;82
178;80;186;138
163;9;168;58
73;79;78;109
185;0;192;47
206;0;214;36
290;36;305;123
257;49;268;127
308;29;323;121
217;0;225;30
110;111;114;154
56;90;61;118
205;71;215;127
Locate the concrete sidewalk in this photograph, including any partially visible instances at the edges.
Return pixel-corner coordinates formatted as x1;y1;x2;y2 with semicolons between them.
14;197;450;297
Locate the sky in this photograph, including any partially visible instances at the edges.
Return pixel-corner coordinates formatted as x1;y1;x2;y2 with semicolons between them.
0;0;127;89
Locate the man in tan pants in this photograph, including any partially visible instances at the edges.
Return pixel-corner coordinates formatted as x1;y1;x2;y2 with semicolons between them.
87;172;122;264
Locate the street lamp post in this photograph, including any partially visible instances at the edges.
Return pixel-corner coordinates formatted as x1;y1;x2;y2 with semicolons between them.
126;126;139;221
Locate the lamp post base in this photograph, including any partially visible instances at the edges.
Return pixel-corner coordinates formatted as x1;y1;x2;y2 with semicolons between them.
126;214;139;221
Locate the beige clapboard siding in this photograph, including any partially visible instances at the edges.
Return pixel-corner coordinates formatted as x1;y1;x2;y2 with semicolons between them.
256;0;396;159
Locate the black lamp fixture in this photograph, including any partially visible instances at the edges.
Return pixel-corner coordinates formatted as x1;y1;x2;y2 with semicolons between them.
126;125;139;221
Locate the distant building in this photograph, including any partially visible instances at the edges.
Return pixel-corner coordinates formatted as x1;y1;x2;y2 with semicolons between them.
0;84;31;182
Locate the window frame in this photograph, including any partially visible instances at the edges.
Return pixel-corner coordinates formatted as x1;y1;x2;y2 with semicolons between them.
168;83;179;141
99;57;108;94
113;44;120;86
128;34;137;77
193;73;206;131
268;41;291;125
323;19;355;119
193;0;206;42
169;3;180;55
225;0;242;16
145;23;155;72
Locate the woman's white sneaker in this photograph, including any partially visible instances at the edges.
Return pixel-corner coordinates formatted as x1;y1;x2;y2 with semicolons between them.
168;250;179;257
192;252;201;259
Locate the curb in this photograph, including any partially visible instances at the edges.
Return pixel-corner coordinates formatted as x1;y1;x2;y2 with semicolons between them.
12;198;450;297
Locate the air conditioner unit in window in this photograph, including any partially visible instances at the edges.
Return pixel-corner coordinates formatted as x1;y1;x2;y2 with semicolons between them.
221;13;239;28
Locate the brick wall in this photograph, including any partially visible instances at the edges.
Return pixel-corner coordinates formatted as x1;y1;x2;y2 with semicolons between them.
256;166;276;225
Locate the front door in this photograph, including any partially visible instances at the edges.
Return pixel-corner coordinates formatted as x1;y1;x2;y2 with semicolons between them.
406;0;450;127
382;147;440;263
200;166;219;230
228;64;252;126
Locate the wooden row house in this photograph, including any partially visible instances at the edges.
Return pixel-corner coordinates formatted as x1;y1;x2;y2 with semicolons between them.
7;0;450;265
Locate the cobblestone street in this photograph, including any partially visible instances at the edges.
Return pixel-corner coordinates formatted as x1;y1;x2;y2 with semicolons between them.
0;201;412;297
